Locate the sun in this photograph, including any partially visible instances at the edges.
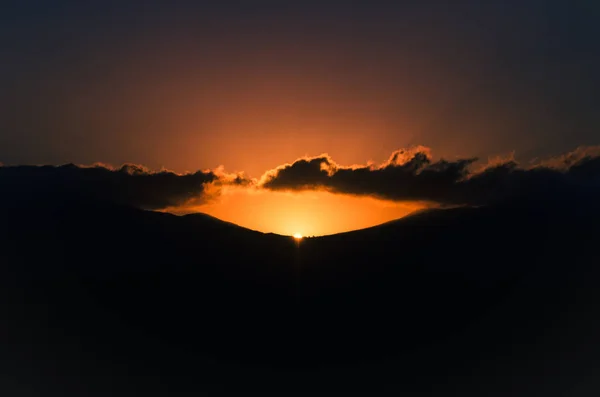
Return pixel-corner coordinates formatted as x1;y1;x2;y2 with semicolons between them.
293;233;303;239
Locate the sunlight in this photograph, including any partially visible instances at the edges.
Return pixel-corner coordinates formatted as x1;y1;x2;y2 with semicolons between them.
293;233;303;239
194;187;423;236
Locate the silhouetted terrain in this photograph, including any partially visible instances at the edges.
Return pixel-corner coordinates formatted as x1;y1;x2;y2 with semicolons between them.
2;194;600;395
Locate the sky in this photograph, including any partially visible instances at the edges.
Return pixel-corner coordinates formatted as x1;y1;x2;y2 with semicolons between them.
1;1;599;235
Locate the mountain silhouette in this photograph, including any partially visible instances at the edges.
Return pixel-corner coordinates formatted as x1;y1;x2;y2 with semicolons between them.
1;194;600;395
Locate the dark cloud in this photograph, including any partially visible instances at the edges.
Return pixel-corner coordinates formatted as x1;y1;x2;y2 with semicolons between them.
0;163;228;210
3;146;599;212
260;146;600;206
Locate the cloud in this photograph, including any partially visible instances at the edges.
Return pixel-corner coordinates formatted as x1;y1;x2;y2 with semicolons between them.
0;163;242;210
3;145;599;212
260;146;600;206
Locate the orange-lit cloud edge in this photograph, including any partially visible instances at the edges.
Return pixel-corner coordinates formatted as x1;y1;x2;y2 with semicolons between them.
11;144;591;237
149;144;600;236
157;147;433;236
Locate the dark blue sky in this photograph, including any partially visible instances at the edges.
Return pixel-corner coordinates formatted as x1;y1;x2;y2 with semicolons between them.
1;0;599;175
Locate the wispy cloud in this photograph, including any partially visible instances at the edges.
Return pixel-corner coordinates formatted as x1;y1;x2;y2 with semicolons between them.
2;146;599;211
259;146;600;206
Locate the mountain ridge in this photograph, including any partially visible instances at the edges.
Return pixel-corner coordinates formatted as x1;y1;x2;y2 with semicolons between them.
2;195;600;394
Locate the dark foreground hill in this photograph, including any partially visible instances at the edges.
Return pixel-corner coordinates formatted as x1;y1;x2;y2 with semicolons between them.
2;196;600;395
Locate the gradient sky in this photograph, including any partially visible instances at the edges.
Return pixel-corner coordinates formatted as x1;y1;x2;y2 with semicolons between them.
2;1;599;235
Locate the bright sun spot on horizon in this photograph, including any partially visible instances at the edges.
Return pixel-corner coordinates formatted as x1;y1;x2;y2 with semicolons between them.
293;233;303;239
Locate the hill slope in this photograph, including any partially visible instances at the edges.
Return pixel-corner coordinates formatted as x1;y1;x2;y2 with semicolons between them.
1;198;600;395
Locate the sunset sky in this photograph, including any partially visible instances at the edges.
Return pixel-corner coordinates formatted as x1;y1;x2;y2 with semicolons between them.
1;1;599;235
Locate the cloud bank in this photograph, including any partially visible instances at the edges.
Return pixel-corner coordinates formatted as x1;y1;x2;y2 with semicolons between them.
260;146;600;206
1;145;599;211
0;163;244;210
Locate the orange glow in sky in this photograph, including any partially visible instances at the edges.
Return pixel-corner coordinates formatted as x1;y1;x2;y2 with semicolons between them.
169;186;424;236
